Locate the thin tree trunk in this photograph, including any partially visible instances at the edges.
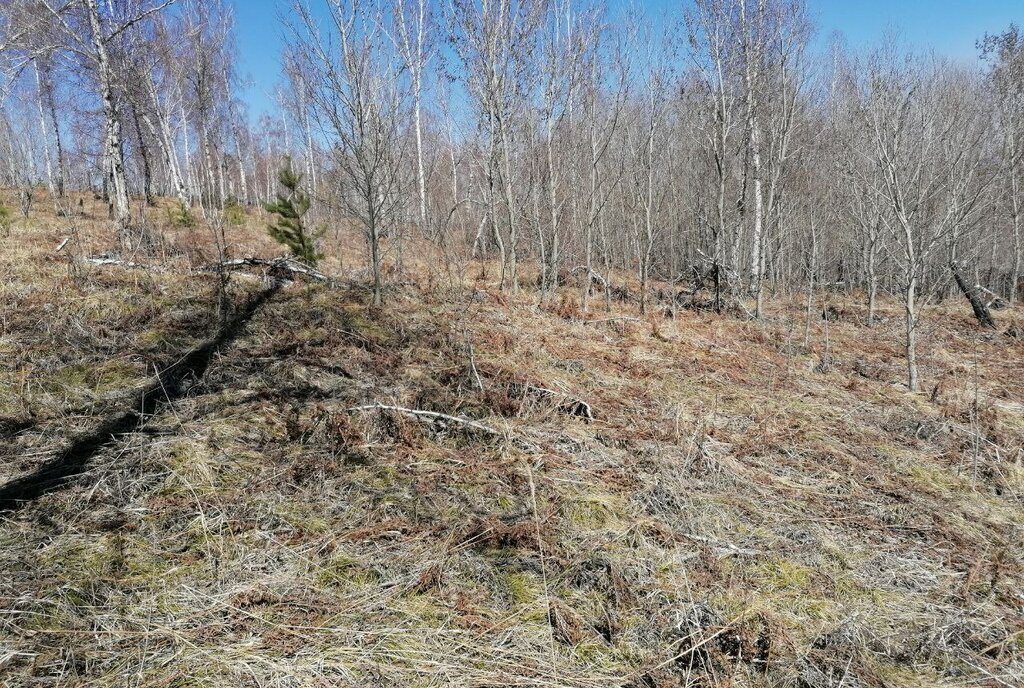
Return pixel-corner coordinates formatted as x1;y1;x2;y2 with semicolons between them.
180;104;195;203
86;0;131;245
905;276;919;393
42;63;66;198
499;123;519;294
299;76;317;196
1009;136;1021;304
641;153;655;316
142;108;186;204
486;129;506;287
714;137;727;313
582;127;598;313
741;0;765;319
130;104;154;206
804;221;817;349
864;228;878;326
533;159;548;301
223;68;250;206
32;61;55;198
546;123;559;302
732;151;748;291
368;201;383;306
413;72;427;227
200;120;218;209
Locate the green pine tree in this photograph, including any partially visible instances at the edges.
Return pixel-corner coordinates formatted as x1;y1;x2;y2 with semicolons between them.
265;159;322;266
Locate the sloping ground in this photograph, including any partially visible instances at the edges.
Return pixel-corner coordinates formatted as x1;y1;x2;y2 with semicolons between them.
1;208;1023;686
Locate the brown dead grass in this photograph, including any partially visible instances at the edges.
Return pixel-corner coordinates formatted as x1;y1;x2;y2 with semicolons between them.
0;191;1022;687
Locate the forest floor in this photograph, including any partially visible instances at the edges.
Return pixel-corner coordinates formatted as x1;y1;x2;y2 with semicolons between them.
1;192;1023;687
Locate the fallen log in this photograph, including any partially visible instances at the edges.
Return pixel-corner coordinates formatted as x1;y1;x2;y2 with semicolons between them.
84;254;342;286
83;256;166;271
202;256;336;284
951;261;996;329
579;317;644;326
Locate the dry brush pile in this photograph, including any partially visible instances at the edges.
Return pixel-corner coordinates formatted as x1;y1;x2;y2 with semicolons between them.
1;201;1023;687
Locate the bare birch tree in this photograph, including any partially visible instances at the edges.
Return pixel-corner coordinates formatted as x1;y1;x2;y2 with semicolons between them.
849;47;991;391
981;25;1024;303
290;0;405;306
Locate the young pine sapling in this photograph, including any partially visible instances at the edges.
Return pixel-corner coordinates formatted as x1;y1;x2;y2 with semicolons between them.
265;160;322;266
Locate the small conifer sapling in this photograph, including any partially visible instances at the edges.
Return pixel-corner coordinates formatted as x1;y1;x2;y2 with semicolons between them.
265;159;322;266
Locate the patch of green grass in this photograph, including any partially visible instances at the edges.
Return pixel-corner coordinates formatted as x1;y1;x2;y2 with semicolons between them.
272;500;330;535
869;660;959;687
0;204;13;235
502;570;543;607
337;303;389;342
39;535;111;580
167;201;196;227
832;575;899;609
122;541;200;582
138;327;190;350
164;439;217;489
756;557;815;591
317;553;381;588
44;358;143;397
397;592;450;625
739;557;844;630
562;492;624;530
572;641;620;668
904;463;966;494
223;199;247;226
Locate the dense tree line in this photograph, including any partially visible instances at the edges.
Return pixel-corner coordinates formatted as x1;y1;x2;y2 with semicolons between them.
0;0;265;222
1;0;1023;390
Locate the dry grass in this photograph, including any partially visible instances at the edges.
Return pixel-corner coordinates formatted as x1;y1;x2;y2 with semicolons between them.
1;190;1022;687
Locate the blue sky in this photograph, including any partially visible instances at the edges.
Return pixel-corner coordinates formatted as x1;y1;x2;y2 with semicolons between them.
232;0;1022;118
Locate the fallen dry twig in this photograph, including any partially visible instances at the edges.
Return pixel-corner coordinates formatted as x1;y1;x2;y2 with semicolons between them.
347;403;539;451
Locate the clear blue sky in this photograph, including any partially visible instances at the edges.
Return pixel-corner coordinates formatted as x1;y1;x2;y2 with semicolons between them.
232;0;1023;119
